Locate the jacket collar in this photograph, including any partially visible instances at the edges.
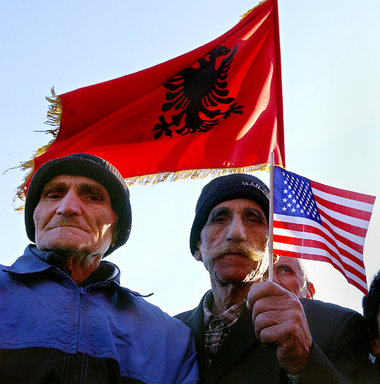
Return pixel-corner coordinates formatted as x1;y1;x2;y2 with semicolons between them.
183;292;208;376
3;245;121;283
2;245;53;275
2;244;146;297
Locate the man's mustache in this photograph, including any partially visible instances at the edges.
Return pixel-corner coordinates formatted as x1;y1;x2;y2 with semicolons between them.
46;218;86;231
199;242;266;262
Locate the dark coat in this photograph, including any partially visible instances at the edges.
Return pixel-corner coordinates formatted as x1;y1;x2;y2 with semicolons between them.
176;292;378;384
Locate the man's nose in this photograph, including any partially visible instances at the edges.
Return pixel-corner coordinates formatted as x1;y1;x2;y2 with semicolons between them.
226;215;247;242
56;191;82;216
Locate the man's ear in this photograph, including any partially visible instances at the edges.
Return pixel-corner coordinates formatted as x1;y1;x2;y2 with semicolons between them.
306;282;315;299
111;226;120;249
194;241;202;261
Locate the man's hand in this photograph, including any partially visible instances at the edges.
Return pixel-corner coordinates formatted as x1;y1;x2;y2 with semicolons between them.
247;281;313;374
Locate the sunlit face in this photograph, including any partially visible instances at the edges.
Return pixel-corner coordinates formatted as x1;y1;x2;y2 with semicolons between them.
195;199;268;286
33;175;118;257
272;256;314;299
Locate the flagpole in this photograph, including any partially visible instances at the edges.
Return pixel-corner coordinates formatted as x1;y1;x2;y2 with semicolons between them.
268;151;274;281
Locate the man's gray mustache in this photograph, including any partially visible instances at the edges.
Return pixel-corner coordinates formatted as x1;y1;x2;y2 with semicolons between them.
46;219;84;230
200;243;266;261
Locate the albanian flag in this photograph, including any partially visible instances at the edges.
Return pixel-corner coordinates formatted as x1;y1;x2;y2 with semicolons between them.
20;0;284;197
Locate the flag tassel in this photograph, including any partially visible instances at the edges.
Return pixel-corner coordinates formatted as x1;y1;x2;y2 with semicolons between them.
15;87;62;202
45;87;62;130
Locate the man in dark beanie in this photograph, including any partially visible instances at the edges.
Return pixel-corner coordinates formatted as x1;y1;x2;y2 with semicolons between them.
0;153;198;384
176;173;377;384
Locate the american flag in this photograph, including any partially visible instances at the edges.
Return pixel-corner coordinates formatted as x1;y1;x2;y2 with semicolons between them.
272;166;376;295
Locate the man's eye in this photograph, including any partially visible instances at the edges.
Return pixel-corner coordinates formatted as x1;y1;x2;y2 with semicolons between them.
211;216;226;223
45;192;63;199
248;215;265;224
87;194;103;202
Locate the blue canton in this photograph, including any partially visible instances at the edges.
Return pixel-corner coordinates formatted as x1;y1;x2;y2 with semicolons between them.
273;167;321;224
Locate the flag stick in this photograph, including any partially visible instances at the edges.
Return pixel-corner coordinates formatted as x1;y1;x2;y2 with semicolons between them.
268;151;274;281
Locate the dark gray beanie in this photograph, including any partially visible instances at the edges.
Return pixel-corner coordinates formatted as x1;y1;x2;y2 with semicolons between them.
190;173;269;255
25;153;131;257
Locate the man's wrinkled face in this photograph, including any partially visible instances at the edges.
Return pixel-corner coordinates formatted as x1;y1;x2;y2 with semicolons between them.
272;256;314;299
33;175;118;256
195;198;268;285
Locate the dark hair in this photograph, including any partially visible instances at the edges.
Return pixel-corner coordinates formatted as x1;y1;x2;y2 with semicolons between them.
363;270;380;336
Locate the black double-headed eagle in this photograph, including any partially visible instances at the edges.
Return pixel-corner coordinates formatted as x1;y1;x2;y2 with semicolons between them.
154;45;243;139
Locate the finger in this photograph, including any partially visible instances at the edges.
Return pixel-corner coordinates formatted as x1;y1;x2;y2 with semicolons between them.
255;316;301;353
247;281;288;309
253;310;278;339
259;325;283;347
253;307;290;339
255;310;312;351
254;303;307;335
253;294;302;321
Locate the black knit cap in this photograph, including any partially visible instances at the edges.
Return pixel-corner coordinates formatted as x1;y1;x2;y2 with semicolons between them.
25;153;131;257
190;173;269;255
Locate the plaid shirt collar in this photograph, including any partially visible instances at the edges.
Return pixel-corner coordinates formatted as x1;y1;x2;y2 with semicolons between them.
203;290;246;328
202;290;246;366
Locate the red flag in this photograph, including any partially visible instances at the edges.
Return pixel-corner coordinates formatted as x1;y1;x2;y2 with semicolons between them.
21;0;284;196
272;167;376;295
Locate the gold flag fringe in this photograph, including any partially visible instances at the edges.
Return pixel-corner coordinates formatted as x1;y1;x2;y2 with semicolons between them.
45;87;62;131
240;0;267;19
15;88;62;207
124;163;269;187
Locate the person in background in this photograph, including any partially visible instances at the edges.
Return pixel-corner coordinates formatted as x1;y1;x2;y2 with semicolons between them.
176;173;377;383
0;153;198;384
264;255;315;299
363;270;380;374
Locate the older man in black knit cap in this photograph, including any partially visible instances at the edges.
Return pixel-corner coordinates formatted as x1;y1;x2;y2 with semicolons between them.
0;153;198;384
176;173;377;384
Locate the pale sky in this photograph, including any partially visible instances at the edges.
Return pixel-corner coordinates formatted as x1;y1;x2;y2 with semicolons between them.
1;0;379;315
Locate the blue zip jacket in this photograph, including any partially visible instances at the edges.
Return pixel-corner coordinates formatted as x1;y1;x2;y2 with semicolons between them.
0;245;198;384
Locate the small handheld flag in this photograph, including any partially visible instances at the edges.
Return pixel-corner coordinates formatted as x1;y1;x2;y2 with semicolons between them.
272;166;375;295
